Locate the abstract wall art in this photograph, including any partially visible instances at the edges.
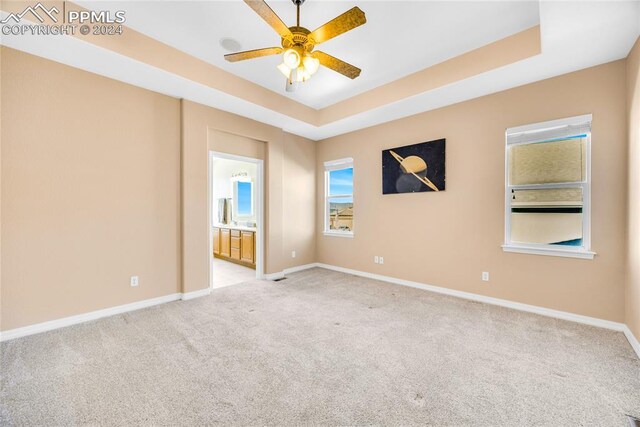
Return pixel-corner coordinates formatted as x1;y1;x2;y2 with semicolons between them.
382;138;446;194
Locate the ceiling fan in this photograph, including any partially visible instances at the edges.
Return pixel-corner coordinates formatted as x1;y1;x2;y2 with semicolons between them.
224;0;366;92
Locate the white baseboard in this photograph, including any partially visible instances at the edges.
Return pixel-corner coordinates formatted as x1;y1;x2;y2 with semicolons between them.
182;288;212;300
284;263;319;275
315;263;640;357
0;287;215;342
3;263;639;360
0;293;182;342
264;271;285;280
263;263;319;281
622;325;640;359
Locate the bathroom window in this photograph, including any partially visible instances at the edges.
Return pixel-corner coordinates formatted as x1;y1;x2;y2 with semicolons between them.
503;114;594;259
324;158;354;237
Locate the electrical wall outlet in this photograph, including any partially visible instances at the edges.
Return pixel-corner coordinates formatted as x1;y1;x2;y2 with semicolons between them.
482;272;489;282
374;256;379;264
291;250;296;258
130;276;139;287
379;257;384;265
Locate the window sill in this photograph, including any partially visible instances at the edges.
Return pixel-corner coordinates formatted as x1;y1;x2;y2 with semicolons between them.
502;244;595;259
323;231;354;238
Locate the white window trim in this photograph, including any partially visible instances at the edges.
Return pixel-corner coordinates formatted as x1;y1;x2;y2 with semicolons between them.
324;157;354;237
503;114;595;260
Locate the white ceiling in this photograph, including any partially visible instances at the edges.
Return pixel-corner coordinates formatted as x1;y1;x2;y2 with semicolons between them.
75;0;541;109
2;1;639;140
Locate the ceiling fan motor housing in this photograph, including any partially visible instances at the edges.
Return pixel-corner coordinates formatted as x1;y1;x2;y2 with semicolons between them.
282;26;315;52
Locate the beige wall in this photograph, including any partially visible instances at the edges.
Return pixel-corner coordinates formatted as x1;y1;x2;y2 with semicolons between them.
181;100;316;293
316;60;628;322
0;43;3;332
0;48;317;331
2;44;637;334
283;133;316;269
1;47;182;330
210;130;266;161
626;37;640;339
181;101;278;293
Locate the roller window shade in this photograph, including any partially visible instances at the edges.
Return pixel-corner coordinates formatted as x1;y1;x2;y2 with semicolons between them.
511;188;583;207
324;158;353;172
507;121;591;146
509;138;586;185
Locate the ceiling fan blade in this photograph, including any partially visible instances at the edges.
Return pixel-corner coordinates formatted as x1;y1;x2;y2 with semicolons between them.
244;0;292;39
314;51;361;79
308;7;366;45
224;47;283;62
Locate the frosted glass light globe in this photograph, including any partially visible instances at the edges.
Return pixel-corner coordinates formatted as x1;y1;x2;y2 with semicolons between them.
283;49;301;69
303;56;320;75
277;63;292;78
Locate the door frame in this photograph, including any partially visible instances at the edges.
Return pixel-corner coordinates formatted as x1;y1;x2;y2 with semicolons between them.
208;151;265;288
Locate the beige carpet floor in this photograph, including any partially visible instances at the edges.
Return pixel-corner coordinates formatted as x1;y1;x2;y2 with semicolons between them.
1;268;639;426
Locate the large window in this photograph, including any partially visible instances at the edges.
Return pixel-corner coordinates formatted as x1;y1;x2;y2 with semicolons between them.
503;114;594;259
324;158;354;237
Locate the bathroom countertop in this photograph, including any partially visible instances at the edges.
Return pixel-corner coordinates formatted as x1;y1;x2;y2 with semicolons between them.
213;223;257;232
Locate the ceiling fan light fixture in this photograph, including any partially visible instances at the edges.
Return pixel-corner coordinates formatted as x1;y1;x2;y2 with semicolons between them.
225;0;367;90
285;78;298;92
286;67;299;92
303;55;320;75
295;66;311;82
277;62;292;78
282;48;301;69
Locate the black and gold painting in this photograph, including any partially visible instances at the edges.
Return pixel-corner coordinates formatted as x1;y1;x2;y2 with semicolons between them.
382;139;445;194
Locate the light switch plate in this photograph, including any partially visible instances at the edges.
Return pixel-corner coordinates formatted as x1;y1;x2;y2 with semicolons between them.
130;276;139;287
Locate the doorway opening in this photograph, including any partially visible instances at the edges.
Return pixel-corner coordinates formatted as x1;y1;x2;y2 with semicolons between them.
209;151;264;289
